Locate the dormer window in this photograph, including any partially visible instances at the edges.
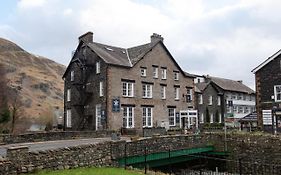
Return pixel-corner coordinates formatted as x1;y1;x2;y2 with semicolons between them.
141;67;147;77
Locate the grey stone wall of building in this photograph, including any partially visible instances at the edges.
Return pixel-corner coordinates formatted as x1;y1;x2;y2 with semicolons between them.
255;55;281;127
196;84;224;125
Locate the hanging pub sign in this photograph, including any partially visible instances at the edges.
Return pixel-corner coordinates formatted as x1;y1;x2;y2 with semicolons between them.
112;98;120;112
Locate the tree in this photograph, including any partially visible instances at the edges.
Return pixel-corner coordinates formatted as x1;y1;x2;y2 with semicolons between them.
9;89;23;134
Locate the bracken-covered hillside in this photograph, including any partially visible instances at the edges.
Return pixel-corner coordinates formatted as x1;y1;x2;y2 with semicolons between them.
0;38;66;132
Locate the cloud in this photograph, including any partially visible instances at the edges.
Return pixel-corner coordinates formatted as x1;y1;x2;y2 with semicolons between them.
1;0;281;90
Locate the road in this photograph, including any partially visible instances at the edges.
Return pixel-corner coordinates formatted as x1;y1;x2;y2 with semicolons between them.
0;137;128;157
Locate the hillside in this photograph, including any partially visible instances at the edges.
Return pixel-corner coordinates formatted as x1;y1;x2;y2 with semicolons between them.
0;38;66;132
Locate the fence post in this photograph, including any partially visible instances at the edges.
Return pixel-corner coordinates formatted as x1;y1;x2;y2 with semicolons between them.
124;142;127;169
144;146;147;174
239;158;242;175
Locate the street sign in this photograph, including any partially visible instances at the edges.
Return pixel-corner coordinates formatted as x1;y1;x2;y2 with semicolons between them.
262;110;272;125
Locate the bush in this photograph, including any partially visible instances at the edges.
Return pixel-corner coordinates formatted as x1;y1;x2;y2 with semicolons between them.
0;108;10;123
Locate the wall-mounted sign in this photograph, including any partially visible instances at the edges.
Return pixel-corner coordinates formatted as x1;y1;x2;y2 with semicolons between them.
262;110;272;125
112;98;120;112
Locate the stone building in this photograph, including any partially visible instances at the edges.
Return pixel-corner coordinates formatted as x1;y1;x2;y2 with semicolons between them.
252;49;281;131
63;32;195;133
195;75;255;127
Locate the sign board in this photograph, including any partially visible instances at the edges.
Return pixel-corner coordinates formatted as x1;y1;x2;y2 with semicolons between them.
262;110;272;125
112;98;120;112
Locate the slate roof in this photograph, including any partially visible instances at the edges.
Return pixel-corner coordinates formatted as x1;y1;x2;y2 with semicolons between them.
210;76;255;94
239;112;257;122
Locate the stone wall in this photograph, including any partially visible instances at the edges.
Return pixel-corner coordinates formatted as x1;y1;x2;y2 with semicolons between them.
1;133;281;174
0;130;115;144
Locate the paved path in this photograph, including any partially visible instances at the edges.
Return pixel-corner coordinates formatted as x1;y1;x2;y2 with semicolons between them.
0;137;129;157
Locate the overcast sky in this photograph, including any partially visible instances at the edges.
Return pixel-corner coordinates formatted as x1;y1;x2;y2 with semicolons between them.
1;0;281;90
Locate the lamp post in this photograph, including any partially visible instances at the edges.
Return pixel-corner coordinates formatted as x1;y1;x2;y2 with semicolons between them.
272;106;277;135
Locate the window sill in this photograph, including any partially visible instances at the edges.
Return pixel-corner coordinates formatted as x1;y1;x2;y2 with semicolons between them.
122;96;134;98
142;97;153;99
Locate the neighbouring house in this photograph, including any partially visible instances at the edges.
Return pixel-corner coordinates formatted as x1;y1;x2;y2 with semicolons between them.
252;49;281;132
63;32;195;134
194;75;256;127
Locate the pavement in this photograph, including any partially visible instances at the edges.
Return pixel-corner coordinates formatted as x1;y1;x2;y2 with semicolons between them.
0;137;129;157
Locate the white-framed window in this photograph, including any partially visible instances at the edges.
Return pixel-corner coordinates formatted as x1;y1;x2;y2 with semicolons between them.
199;94;203;104
161;68;167;80
161;85;166;99
186;88;192;102
70;71;74;81
96;61;100;74
219;113;222;123
142;84;153;98
210;113;214;123
208;96;213;105
142;107;153;127
174;87;179;100
233;106;238;113
66;109;72;128
174;72;179;80
99;81;103;97
123;106;134;128
153;67;158;78
168;108;176;126
227;106;231;113
122;82;134;97
217;96;221;106
274;85;281;102
67;89;71;102
141;67;147;77
244;106;249;113
200;113;204;123
96;104;102;130
238;106;243;113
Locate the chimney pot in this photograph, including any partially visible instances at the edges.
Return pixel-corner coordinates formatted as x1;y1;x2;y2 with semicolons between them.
237;80;243;83
150;33;164;43
79;31;93;43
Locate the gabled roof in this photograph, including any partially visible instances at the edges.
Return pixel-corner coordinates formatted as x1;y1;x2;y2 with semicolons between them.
210;76;255;94
195;82;209;92
63;33;195;78
252;49;281;73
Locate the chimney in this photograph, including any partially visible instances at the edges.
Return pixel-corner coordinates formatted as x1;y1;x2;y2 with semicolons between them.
78;31;93;43
150;33;164;43
237;80;243;83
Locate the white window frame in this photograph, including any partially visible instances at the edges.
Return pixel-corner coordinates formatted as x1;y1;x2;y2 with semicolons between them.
200;113;204;123
142;107;153;127
141;68;147;77
161;85;166;99
161;68;167;80
142;84;153;98
123;106;134;128
99;81;104;97
96;104;102;130
219;113;222;123
217;96;221;106
174;72;179;80
96;61;100;74
210;113;214;123
153;67;158;78
66;109;72;128
122;82;134;97
199;94;203;104
274;85;281;102
70;71;74;81
168;108;176;126
67;89;71;102
208;95;213;105
174;87;180;100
